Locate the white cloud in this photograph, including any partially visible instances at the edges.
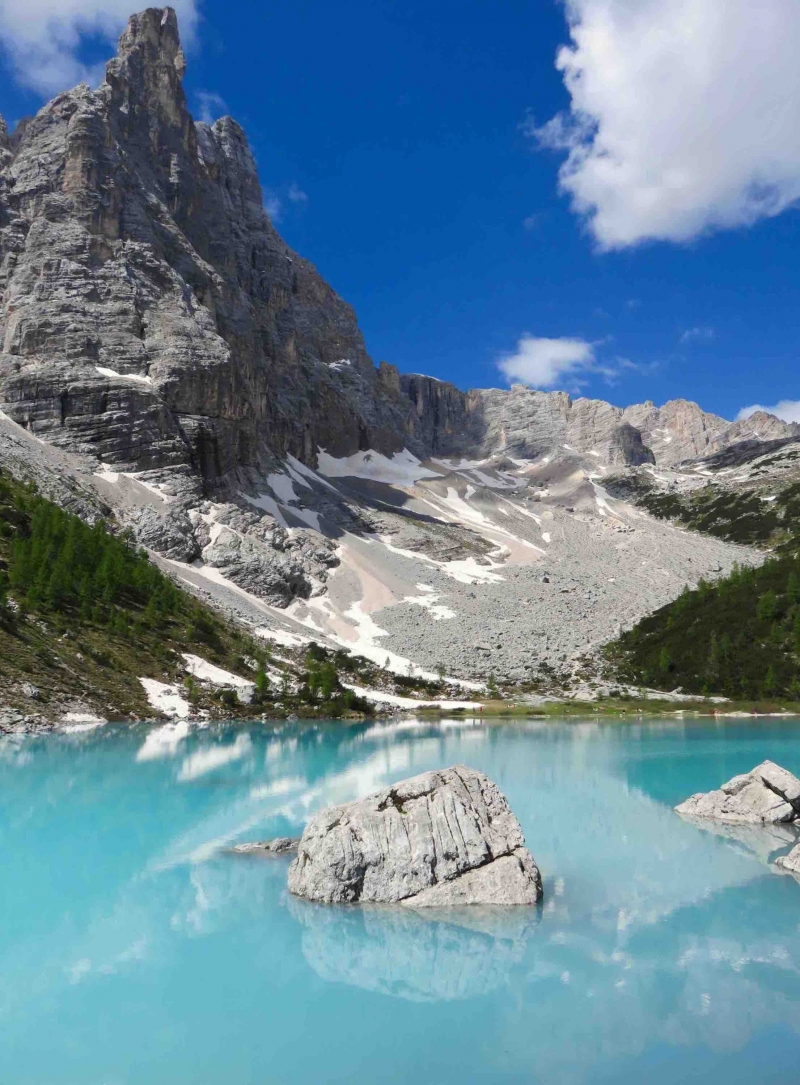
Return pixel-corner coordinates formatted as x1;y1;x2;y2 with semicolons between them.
263;193;282;222
196;90;227;126
287;183;308;204
737;400;800;424
533;0;800;248
680;326;716;343
497;335;595;388
0;0;199;96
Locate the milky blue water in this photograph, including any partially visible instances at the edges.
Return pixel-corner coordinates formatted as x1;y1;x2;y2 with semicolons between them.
4;716;800;1083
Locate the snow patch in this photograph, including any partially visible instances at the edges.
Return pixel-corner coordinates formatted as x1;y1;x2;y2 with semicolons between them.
95;366;152;384
461;467;516;490
403;593;456;620
245;471;322;530
62;711;106;733
243;492;288;527
139;679;191;720
267;472;300;505
342;682;483;710
255;627;311;648
94;468;120;484
591;481;617;518
93;467;175;503
317;447;439;486
182;654;254;701
441;556;505;585
378;534;505;586
286;455;341;494
285;503;321;531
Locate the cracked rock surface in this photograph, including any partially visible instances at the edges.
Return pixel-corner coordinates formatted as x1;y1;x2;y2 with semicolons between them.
287;765;542;906
231;837;299;856
676;761;800;825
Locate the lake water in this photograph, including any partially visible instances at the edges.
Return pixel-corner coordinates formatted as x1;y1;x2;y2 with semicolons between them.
4;716;800;1084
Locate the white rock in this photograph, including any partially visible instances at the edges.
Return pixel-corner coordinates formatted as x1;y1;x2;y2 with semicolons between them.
287;765;542;906
676;760;800;824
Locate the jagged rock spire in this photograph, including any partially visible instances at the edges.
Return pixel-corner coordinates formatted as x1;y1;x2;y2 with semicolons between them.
105;7;192;147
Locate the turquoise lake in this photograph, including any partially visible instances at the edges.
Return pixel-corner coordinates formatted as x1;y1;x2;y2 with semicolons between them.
4;716;800;1083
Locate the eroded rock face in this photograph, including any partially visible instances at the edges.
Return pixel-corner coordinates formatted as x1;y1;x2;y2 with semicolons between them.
676;761;800;825
399;379;797;468
0;7;411;486
287;765;542;906
606;423;655;467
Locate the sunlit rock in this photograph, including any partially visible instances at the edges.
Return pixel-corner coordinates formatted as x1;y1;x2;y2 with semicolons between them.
676;760;800;824
287;764;542;906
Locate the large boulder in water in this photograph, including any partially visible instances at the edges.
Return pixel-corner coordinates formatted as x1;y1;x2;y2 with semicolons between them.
287;765;542;906
676;760;800;824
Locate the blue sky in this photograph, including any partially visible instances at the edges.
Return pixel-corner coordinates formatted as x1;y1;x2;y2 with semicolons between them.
1;0;799;422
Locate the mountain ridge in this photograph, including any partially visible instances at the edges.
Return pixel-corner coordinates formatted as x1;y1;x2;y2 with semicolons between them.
0;5;794;498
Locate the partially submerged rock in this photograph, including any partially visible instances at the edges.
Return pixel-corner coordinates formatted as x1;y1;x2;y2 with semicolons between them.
676;761;800;824
287;765;542;907
776;843;800;876
231;836;299;856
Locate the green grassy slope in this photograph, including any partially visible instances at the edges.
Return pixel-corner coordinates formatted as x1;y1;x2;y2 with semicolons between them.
0;472;374;720
609;476;800;549
606;555;800;699
0;471;266;718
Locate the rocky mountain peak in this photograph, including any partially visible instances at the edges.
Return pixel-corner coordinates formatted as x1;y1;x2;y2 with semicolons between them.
107;7;187;114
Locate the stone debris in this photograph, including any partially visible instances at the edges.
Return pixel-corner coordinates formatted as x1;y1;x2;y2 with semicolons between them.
287;765;542;906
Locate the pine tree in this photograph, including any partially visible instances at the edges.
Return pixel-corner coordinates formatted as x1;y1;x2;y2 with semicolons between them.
758;590;779;621
763;665;778;696
254;662;270;704
788;571;800;605
706;631;720;685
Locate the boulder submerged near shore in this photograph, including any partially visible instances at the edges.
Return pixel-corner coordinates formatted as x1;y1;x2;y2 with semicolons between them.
676;760;800;879
676;760;800;825
287;765;542;907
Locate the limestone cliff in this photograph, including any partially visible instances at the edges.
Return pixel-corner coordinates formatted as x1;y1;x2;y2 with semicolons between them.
0;8;411;493
401;379;798;468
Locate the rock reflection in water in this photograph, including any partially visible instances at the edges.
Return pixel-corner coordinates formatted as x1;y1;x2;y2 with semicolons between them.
677;813;800;868
288;896;540;1001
